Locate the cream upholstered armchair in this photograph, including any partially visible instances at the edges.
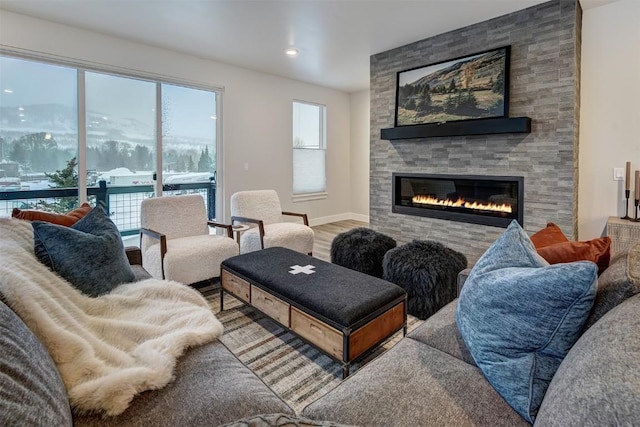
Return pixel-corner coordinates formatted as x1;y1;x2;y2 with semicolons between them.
140;194;239;285
230;190;314;255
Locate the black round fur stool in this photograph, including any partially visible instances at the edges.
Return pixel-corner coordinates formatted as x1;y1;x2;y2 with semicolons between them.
383;240;467;320
330;227;396;278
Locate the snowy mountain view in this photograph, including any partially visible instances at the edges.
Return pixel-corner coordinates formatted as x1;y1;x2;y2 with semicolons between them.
0;103;216;185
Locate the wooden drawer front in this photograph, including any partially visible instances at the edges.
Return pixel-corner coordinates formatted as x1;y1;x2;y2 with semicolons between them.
251;286;290;327
349;302;405;361
291;307;343;360
221;270;250;303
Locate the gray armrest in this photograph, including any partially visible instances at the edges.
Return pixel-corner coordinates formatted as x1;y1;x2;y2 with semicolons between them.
457;268;473;296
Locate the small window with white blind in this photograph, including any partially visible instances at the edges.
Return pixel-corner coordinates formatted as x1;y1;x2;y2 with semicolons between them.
292;100;326;200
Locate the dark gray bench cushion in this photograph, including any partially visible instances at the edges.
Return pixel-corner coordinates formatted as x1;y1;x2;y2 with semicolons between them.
301;338;528;427
75;340;294;427
535;293;640;426
221;247;406;328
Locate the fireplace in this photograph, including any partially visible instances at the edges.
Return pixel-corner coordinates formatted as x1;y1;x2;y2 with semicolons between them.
392;173;524;228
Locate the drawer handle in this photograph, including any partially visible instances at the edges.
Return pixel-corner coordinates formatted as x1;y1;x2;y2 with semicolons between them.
310;323;324;335
264;296;273;304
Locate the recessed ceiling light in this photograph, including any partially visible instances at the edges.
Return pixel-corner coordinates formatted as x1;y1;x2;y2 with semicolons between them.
285;48;299;57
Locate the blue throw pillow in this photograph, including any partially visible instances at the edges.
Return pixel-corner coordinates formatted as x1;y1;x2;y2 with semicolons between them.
456;220;597;423
33;206;135;297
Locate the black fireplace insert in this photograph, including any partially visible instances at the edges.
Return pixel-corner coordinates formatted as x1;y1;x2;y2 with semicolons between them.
392;173;524;228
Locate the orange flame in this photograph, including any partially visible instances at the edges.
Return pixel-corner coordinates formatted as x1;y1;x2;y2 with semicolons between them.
412;195;512;213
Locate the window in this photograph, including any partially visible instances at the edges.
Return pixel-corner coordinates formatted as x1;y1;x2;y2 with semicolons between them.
85;72;157;231
0;56;78;211
161;83;217;184
293;100;326;197
85;72;156;186
0;53;222;230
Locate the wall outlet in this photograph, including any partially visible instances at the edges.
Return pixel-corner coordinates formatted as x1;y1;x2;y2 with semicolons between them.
613;167;624;181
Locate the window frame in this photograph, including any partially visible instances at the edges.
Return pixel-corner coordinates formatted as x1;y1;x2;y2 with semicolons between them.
0;48;225;219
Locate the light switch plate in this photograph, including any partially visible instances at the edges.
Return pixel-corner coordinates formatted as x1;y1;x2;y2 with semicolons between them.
613;167;624;181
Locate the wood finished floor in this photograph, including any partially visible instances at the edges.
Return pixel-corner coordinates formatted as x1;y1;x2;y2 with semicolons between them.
311;219;368;262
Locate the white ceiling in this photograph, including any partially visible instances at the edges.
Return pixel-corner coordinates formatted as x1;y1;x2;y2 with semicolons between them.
0;0;614;93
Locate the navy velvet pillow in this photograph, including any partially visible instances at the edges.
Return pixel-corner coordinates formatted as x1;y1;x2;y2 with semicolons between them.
33;206;135;297
456;220;597;423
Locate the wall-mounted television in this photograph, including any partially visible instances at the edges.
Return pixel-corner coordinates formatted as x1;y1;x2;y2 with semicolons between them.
395;45;510;127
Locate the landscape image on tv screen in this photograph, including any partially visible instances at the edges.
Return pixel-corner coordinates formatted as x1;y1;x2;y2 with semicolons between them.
395;46;509;126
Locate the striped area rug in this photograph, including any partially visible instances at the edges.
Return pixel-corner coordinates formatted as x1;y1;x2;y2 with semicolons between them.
199;284;423;413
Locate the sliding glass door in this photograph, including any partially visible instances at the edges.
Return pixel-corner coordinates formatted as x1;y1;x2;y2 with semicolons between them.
0;54;222;229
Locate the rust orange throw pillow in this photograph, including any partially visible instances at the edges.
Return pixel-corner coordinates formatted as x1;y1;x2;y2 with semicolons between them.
530;222;569;248
12;203;92;227
536;238;611;275
531;223;611;275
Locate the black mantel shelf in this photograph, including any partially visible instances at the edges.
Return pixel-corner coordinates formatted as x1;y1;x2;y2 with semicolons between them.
380;117;531;140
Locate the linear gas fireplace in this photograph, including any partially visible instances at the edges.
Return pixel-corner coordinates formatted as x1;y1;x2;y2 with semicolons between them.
392;173;524;228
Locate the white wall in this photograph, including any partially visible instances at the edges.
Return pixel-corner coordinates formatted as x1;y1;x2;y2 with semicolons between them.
579;0;640;239
17;1;637;236
349;89;370;221
0;10;354;224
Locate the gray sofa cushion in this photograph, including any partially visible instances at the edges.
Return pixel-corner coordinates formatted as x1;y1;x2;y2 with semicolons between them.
406;299;475;365
535;293;640;426
0;299;73;427
74;340;294;426
302;338;528;427
583;242;639;330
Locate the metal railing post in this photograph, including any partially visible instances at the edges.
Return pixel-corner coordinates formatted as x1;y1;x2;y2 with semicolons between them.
207;176;216;220
97;180;109;213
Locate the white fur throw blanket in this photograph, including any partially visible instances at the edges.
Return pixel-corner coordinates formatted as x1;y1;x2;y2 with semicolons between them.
0;218;223;416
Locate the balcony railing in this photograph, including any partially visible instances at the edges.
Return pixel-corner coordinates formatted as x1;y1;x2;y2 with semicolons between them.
0;179;216;236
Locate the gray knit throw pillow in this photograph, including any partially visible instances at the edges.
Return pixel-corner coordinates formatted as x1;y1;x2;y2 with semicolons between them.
33;205;135;297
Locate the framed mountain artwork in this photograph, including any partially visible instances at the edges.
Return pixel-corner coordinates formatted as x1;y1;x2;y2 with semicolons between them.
395;46;510;127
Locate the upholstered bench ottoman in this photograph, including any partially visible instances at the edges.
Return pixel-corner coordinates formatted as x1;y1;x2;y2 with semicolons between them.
330;228;396;278
383;240;467;320
220;247;407;378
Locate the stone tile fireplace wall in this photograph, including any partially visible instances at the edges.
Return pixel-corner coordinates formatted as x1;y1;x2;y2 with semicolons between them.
370;0;582;264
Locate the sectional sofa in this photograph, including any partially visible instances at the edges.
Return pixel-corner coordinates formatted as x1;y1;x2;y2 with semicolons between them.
1;216;639;426
302;241;640;426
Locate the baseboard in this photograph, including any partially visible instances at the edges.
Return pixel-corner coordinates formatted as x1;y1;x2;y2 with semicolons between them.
309;213;370;227
349;213;370;223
